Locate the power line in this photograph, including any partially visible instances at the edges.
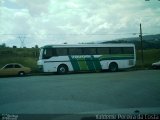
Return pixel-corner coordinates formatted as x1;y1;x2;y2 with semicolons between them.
0;33;150;36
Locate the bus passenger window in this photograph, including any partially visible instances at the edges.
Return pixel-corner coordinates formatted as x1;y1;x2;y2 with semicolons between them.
56;48;68;56
69;48;82;55
123;47;134;54
110;47;122;54
83;48;96;55
97;48;109;54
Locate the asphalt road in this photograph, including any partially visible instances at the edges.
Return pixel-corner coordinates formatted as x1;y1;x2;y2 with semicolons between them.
0;70;160;115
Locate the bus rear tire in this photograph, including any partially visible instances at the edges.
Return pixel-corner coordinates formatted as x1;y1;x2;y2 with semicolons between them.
109;62;118;72
57;64;68;74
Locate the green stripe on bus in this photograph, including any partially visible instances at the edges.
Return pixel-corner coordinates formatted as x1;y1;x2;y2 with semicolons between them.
91;56;102;70
77;58;88;71
69;54;134;71
69;56;80;71
100;57;134;60
99;54;134;60
85;57;96;71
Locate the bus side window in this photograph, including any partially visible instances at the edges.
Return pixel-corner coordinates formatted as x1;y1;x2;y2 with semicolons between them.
83;48;96;55
123;47;134;54
52;48;57;56
97;47;109;54
56;48;68;56
69;48;82;55
110;47;122;54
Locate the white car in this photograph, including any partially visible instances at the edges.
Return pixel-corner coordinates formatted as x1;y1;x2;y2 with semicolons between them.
152;61;160;69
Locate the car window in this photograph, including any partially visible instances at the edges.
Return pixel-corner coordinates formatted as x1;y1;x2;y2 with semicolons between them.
15;64;22;68
4;64;14;69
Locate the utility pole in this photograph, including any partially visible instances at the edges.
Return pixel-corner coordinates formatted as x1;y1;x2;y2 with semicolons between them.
139;23;144;65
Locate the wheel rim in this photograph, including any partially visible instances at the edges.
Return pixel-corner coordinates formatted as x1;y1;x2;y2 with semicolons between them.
111;66;116;71
60;67;66;73
110;63;117;72
19;72;24;76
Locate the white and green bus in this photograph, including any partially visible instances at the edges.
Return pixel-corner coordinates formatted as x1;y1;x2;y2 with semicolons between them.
37;44;136;74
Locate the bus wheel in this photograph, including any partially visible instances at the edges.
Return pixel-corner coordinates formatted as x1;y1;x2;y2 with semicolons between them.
57;65;68;74
109;62;118;72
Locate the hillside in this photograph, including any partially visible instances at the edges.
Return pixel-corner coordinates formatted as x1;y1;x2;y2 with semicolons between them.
102;34;160;50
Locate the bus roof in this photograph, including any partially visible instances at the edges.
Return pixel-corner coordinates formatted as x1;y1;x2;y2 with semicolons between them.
41;43;135;48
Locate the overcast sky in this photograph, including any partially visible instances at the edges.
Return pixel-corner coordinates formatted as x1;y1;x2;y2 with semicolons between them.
0;0;160;47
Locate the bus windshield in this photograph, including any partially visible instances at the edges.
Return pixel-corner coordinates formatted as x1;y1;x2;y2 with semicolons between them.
42;48;55;59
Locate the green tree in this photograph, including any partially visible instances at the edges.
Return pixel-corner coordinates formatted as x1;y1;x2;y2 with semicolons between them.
0;43;6;48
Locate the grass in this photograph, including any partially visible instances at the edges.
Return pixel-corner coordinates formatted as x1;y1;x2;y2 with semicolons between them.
0;48;39;72
136;49;160;69
0;56;38;72
0;48;160;73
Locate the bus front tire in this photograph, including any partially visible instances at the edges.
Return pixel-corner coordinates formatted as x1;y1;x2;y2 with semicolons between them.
57;65;68;74
109;62;118;72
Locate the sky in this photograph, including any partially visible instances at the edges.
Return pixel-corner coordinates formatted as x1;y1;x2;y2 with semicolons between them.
0;0;160;48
